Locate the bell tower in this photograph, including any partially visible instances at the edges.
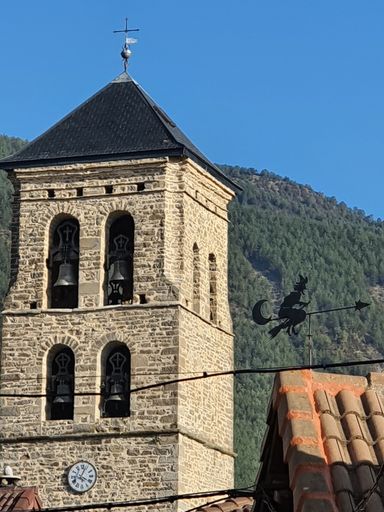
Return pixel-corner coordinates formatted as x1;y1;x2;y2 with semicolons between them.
0;69;238;509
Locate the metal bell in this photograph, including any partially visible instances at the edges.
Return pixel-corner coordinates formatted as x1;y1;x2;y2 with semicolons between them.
53;381;73;403
54;262;77;287
110;260;130;283
106;382;125;402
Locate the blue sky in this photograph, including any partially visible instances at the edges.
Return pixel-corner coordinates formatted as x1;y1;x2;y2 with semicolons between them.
1;1;383;219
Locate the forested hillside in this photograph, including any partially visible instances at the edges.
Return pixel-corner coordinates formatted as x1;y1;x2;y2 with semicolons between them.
224;165;384;486
0;135;26;300
0;136;383;486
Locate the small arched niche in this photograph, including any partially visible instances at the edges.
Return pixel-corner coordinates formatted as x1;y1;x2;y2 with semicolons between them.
100;342;131;418
193;243;200;314
208;253;217;324
46;345;75;420
47;215;79;308
104;213;134;305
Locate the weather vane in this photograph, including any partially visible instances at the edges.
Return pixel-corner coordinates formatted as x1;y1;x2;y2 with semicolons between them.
113;18;139;72
252;275;370;363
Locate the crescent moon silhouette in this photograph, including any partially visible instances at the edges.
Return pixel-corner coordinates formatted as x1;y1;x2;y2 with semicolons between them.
252;300;272;325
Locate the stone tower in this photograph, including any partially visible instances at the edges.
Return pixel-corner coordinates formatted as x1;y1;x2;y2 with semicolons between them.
0;72;238;510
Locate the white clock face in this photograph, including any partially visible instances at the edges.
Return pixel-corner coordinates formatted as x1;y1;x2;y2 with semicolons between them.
67;461;97;493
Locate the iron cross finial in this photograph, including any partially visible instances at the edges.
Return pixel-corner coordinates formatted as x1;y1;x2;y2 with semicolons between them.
113;18;139;72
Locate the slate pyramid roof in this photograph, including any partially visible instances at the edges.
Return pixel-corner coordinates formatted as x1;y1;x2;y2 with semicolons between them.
0;73;238;191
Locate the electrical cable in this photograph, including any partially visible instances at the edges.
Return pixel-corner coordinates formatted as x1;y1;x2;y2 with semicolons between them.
261;489;277;512
354;463;384;512
182;484;256;512
39;486;255;512
0;356;383;399
0;368;230;383
182;496;232;512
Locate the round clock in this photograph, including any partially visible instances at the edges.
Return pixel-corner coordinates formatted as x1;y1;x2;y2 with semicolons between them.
67;461;97;493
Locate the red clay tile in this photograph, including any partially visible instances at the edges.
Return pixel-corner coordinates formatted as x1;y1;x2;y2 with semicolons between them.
336;390;364;417
0;487;42;511
365;492;384;512
362;389;384;415
341;412;371;443
354;463;376;496
287;443;325;476
368;414;384;442
319;412;343;441
373;439;384;463
314;389;341;419
292;468;333;506
312;371;366;391
281;417;319;462
367;372;384;387
277;391;313;428
298;496;337;512
330;464;353;493
198;497;253;512
334;490;355;512
348;438;375;465
324;438;351;465
278;371;308;389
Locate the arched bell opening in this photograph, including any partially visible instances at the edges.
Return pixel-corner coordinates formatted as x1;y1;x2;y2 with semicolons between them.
46;345;75;421
100;342;131;418
104;213;134;306
47;216;79;308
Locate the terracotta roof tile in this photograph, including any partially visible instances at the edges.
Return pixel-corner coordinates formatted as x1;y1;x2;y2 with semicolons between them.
363;388;384;414
256;370;384;511
0;487;42;511
374;439;384;462
336;390;364;416
196;497;253;511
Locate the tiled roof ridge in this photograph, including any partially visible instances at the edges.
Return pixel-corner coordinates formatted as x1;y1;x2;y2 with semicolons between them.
272;370;384;511
274;370;338;511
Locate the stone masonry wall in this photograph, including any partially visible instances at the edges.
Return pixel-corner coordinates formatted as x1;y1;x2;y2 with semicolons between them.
0;156;235;510
5;159;173;310
1;435;179;511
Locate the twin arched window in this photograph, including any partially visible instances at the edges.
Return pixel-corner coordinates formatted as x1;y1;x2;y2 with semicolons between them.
47;213;134;308
46;342;131;421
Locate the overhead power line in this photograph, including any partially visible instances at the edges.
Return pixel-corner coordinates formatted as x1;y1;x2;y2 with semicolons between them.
0;356;383;399
40;486;255;512
354;463;384;512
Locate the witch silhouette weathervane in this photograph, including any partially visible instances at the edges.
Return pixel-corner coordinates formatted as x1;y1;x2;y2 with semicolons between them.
252;274;370;340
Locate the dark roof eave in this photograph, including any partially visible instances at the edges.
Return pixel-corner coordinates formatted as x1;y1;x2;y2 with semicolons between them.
0;148;241;192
